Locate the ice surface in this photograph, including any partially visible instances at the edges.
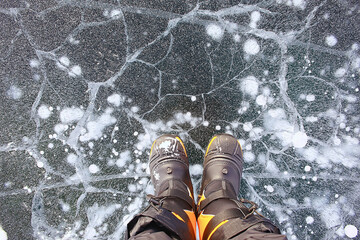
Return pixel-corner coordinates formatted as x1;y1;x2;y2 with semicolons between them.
0;1;359;240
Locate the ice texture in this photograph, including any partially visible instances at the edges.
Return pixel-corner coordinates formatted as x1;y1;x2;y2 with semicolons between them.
0;1;359;240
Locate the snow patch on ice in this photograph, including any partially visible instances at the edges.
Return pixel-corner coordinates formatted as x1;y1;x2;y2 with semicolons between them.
38;105;52;119
244;151;255;162
334;68;346;78
305;94;315;102
256;94;267;106
60;107;84;124
116;151;131;168
89;164;100;174
59;56;70;66
265;185;274;192
79;108;116;142
128;198;143;215
320;204;341;228
249;11;261;28
344;225;358;238
107;93;123;107
7;85;23;100
84;203;121;239
0;226;7;240
30;59;40;68
67;153;78;165
292;132;308;148
325;35;337;47
69;65;82;77
243;39;260;55
240;75;259;97
306;216;314;224
206;24;224;41
276;0;306;9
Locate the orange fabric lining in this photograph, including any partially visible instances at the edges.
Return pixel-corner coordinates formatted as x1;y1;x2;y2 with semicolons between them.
197;211;214;240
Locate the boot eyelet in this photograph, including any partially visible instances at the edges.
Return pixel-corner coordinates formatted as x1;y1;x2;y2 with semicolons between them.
166;167;172;174
222;168;228;175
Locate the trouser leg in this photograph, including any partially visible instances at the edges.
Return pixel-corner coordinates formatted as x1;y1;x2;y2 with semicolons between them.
197;196;288;240
126;200;196;240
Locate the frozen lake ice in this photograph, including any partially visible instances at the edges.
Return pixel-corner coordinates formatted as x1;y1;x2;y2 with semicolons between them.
0;0;359;239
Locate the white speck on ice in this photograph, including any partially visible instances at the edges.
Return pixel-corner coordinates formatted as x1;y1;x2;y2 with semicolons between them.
241;75;259;97
325;35;337;47
203;121;209;127
60;107;84;124
0;225;7;240
333;137;341;145
304;165;311;172
215;125;221;130
256;95;267;106
107;93;122;107
292;132;308;148
89;164;100;174
7;86;23;100
191;96;197;101
37;161;44;168
206;23;224;41
344;225;358;238
306;216;314;224
306;94;315;102
38;105;52;119
243;39;260;55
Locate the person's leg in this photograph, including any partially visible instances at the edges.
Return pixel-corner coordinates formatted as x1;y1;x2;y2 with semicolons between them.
126;135;196;240
197;134;287;240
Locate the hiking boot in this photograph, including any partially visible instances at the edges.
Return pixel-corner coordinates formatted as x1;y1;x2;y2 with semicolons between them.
126;134;196;239
197;133;249;240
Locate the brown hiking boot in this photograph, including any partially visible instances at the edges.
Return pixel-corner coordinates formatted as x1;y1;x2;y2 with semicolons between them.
197;133;286;240
127;134;196;239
